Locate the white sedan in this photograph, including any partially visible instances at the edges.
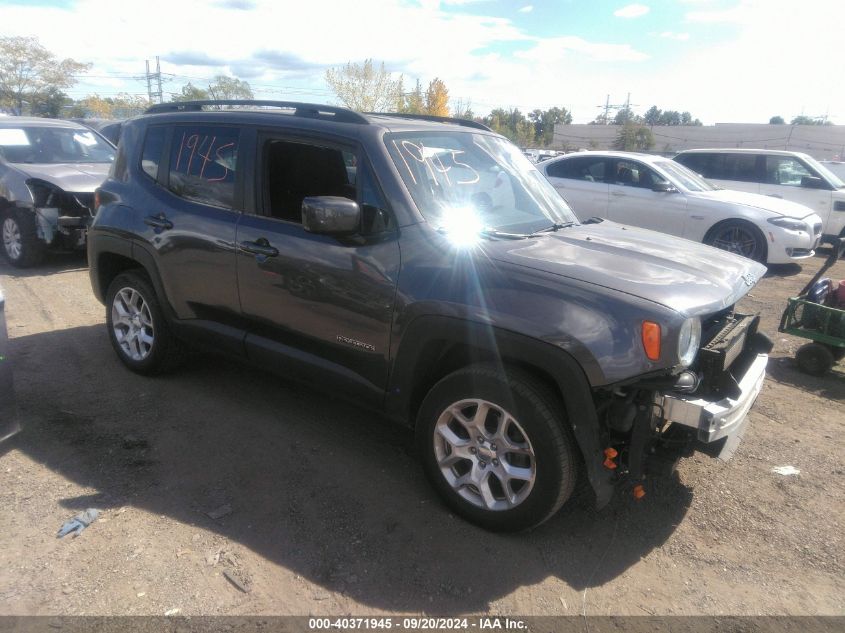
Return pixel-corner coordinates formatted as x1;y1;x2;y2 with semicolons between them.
538;151;823;264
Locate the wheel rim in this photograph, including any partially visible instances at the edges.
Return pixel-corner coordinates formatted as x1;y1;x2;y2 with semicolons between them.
711;225;759;259
2;218;22;260
433;398;536;511
111;287;155;361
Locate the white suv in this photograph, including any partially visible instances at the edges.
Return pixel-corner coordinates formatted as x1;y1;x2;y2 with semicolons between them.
539;151;822;264
674;149;845;242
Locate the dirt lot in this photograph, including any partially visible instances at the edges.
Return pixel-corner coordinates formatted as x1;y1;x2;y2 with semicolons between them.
0;250;843;617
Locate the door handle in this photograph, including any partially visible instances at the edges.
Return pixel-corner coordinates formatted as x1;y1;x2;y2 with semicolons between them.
239;239;279;258
611;191;626;197
767;194;783;199
144;213;173;230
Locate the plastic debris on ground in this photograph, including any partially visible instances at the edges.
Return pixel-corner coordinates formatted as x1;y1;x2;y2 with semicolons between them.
772;465;801;476
56;508;101;538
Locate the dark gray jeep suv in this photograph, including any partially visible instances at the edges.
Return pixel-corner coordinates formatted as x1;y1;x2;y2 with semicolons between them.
88;100;771;531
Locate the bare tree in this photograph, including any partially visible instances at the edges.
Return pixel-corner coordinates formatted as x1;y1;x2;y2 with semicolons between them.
0;36;90;114
324;59;402;112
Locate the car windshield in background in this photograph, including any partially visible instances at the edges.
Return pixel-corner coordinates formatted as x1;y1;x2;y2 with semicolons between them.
806;156;845;188
0;127;115;164
656;160;718;192
385;131;577;235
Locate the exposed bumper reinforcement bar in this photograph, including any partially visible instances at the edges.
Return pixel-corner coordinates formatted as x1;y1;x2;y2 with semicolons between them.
658;353;768;455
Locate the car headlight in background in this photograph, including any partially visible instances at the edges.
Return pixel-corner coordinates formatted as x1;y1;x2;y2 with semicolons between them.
767;217;807;231
678;317;701;366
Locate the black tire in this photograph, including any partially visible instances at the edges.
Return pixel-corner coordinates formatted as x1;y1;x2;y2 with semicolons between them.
704;220;767;264
1;209;45;268
416;364;578;532
795;343;834;376
105;270;187;375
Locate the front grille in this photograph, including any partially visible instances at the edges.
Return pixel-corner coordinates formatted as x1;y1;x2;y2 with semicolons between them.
813;222;823;236
695;312;759;398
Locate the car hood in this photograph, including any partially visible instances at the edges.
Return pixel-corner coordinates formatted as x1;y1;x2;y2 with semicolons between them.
691;189;816;218
12;163;110;193
482;222;767;317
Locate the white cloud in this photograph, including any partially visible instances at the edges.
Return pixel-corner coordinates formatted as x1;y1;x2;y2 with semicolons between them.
516;36;649;63
518;5;533;13
613;3;650;18
659;31;690;40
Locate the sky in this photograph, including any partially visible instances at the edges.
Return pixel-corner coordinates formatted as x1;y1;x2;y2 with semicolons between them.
1;0;843;124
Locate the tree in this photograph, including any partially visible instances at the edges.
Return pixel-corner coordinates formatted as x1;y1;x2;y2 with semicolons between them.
613;106;637;126
29;86;70;118
401;79;425;114
614;123;654;151
451;98;474;121
0;36;90;114
207;75;253;100
424;78;449;116
174;82;210;101
790;115;828;125
769;115;785;124
75;93;150;118
529;107;572;147
643;106;662;126
325;59;402;112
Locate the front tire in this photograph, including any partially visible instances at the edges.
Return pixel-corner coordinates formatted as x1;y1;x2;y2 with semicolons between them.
2;210;45;268
417;365;578;532
704;220;767;264
105;271;186;375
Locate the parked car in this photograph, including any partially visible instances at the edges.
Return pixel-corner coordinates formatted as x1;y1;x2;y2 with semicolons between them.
0;118;115;266
674;149;845;243
539;150;822;264
0;284;18;445
89;100;772;531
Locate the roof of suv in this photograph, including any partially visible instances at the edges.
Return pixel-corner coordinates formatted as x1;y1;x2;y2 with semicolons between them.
675;148;811;157
544;150;671;165
140;100;492;135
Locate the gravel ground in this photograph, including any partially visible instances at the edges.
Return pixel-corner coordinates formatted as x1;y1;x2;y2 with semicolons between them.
0;249;843;617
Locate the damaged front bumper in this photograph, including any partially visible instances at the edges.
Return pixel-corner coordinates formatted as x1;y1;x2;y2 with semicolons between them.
658;353;768;459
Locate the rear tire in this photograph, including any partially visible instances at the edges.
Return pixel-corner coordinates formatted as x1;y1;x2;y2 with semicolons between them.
2;210;45;268
416;364;578;532
704;220;767;264
795;343;834;376
105;270;187;375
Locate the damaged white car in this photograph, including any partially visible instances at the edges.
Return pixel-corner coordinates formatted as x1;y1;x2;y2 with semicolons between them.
0;118;114;267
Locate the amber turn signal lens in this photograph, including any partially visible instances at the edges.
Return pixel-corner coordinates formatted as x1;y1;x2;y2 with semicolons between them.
641;321;661;361
603;447;618;459
603;457;617;470
633;484;646;500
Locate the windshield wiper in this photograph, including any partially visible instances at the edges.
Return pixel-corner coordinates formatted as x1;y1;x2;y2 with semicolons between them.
436;226;529;240
527;221;577;237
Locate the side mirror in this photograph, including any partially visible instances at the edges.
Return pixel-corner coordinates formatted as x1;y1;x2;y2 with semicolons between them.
302;196;360;236
801;175;830;190
652;181;678;193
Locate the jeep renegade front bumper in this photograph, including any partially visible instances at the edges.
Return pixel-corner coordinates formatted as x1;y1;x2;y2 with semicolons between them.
658;352;768;459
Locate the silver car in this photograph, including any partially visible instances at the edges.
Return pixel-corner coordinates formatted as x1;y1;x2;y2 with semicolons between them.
0;118;114;267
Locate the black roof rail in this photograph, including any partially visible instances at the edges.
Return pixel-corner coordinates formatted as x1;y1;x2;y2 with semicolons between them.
365;112;491;131
144;100;369;124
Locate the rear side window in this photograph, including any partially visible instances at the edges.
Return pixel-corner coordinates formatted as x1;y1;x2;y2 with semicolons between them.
169;125;240;209
681;153;758;183
140;126;166;181
546;156;606;182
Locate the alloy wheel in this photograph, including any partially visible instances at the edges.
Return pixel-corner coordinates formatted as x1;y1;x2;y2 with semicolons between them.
433;398;536;511
111;287;155;361
711;225;759;259
2;218;21;260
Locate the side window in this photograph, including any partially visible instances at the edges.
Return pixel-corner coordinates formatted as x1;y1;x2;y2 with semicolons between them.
612;160;646;186
547;157;605;182
765;156;812;186
111;143;128;182
140;126;166;181
720;153;758;183
263;140;355;223
168;125;240;209
676;153;703;175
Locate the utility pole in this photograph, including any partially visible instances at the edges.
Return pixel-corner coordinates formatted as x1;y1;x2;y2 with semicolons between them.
144;57;163;104
596;94;635;124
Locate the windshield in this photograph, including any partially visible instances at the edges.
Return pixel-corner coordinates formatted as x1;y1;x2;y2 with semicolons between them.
804;155;845;189
385;131;577;235
0;126;115;164
655;160;717;192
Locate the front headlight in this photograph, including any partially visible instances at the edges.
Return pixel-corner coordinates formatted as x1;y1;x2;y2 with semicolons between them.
767;217;807;231
678;317;701;366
